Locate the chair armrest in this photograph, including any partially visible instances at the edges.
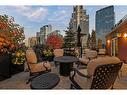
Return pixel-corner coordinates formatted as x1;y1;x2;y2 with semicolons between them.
43;61;48;71
70;68;90;78
43;61;51;71
69;68;91;89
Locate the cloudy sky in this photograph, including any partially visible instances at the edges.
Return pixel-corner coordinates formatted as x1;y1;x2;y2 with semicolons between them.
0;5;127;40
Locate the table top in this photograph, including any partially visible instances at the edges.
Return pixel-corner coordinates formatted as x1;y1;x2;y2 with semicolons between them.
54;56;79;63
30;73;60;89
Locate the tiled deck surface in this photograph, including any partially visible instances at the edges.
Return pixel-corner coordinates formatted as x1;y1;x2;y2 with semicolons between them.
0;62;127;89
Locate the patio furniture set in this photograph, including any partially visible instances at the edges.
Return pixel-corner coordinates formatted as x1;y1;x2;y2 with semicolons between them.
25;48;123;89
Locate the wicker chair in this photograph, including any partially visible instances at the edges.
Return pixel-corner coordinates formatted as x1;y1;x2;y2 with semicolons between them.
70;56;123;89
25;48;51;84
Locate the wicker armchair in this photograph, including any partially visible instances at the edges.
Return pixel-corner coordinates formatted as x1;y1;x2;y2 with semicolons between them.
25;48;51;83
70;56;123;89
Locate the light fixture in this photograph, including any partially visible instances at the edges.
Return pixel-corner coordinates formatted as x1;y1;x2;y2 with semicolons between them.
107;40;110;43
116;33;122;37
124;33;127;38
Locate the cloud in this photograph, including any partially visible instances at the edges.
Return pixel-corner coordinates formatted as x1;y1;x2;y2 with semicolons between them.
11;6;48;22
47;9;71;26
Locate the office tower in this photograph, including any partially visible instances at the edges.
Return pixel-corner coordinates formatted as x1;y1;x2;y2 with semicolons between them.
96;6;115;48
40;25;52;45
69;5;89;49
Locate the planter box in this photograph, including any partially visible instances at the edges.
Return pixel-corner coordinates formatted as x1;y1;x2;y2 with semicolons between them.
10;64;24;75
43;56;54;62
0;54;11;81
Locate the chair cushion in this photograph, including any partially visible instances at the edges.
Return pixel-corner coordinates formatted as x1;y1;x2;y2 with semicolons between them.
79;56;89;65
84;49;90;54
87;56;121;77
85;50;97;59
29;61;51;73
98;49;106;55
54;49;64;57
38;61;51;70
26;50;37;64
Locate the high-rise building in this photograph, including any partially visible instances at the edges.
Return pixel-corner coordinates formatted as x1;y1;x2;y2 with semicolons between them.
36;32;40;45
69;5;89;49
28;37;37;47
40;25;52;45
96;6;115;48
47;30;62;37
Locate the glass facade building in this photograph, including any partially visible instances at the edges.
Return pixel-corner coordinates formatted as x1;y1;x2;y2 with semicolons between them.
96;6;115;48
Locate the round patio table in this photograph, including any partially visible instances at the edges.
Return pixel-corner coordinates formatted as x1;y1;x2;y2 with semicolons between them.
30;73;60;89
54;56;79;76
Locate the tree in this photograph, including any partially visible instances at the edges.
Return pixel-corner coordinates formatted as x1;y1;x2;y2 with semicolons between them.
0;14;25;54
63;27;78;56
87;33;91;49
63;27;76;49
91;30;96;50
46;35;63;49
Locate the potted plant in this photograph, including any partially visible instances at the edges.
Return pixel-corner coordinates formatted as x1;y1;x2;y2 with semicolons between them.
11;49;26;74
0;14;25;78
0;37;15;79
42;49;54;61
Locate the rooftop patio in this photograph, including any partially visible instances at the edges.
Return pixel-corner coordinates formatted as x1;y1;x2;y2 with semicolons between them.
0;61;127;89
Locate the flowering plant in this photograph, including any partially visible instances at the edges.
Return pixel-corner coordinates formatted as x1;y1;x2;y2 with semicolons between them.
43;49;53;57
0;37;14;55
12;50;26;65
0;14;25;55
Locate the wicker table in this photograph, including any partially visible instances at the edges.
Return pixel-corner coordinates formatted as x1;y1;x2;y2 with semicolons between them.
54;56;79;76
30;73;60;89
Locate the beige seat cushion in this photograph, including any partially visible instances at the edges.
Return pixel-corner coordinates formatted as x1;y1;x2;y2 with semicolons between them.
29;62;51;73
87;56;121;77
86;50;97;59
54;49;64;57
84;49;90;54
38;61;51;70
79;50;97;65
26;50;37;64
98;49;106;55
79;56;89;65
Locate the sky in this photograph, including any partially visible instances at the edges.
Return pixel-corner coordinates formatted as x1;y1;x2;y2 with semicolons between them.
0;5;127;40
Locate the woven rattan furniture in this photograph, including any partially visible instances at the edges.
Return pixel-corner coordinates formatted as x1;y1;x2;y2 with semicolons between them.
70;56;123;89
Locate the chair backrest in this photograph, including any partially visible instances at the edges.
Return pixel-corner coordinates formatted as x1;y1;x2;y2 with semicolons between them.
90;62;122;89
98;49;106;55
26;49;37;64
85;50;97;59
53;49;64;57
84;49;90;54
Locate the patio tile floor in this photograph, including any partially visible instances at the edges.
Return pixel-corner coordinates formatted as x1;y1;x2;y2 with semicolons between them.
0;62;127;89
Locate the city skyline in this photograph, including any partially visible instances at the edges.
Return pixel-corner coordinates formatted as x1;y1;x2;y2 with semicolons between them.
0;5;127;40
